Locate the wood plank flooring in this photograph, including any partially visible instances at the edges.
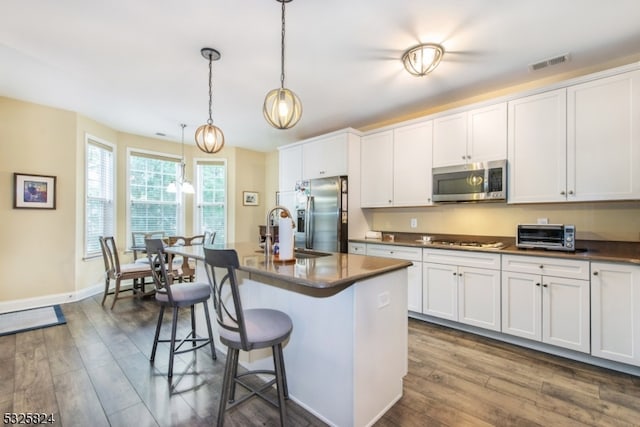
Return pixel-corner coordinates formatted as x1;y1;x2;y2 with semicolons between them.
1;294;639;426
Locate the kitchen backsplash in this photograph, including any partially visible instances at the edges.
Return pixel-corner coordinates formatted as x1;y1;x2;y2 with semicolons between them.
366;200;640;242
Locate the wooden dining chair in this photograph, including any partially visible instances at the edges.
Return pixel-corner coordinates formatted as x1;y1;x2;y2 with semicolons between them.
99;236;155;309
167;235;205;282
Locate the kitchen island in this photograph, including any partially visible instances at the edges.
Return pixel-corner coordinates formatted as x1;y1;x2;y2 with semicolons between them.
165;242;412;427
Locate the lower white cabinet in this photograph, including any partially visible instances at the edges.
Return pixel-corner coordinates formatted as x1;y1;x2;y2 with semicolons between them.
501;255;590;353
348;242;366;255
366;244;423;312
591;262;640;366
423;249;501;332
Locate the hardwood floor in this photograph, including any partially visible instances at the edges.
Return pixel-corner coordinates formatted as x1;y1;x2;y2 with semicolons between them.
1;295;639;426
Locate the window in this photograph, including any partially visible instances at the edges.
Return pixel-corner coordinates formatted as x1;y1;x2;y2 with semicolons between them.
128;150;180;241
85;136;115;257
196;159;227;243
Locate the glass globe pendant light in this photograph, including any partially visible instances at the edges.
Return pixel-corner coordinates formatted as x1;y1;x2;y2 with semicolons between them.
195;47;225;153
263;0;302;129
167;123;195;194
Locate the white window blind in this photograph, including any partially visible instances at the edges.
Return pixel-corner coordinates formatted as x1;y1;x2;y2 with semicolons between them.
85;137;115;257
129;151;180;239
196;160;226;244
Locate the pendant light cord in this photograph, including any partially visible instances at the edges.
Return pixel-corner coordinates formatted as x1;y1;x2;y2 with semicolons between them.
207;55;213;125
280;0;286;89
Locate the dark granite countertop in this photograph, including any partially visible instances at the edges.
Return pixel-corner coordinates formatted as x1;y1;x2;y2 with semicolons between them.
350;232;640;265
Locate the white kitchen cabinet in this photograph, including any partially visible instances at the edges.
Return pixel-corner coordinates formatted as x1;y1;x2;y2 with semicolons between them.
501;255;590;353
366;244;423;313
507;88;567;203
567;69;640;201
392;121;433;206
591;262;640;367
278;144;302;191
348;242;366;255
360;130;394;207
302;133;349;180
423;249;501;331
361;121;433;208
433;103;507;168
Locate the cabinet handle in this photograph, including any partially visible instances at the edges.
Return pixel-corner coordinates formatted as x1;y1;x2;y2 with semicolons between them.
568;190;574;195
560;191;566;195
593;271;598;276
536;283;541;287
461;156;466;160
453;272;457;276
539;265;544;269
543;284;548;288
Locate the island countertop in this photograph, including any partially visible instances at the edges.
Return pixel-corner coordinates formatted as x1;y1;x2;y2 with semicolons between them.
165;241;412;290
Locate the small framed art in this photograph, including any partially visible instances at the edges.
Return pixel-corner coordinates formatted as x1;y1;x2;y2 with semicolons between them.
243;191;259;206
14;173;57;209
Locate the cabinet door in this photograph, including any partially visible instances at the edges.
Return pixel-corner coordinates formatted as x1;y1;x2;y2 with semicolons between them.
423;263;458;321
501;271;541;341
568;70;640;201
542;276;590;353
360;130;394;207
433;112;467;167
279;145;302;191
458;266;501;331
393;120;434;206
507;89;567;203
591;262;640;366
467;102;507;163
302;134;348;179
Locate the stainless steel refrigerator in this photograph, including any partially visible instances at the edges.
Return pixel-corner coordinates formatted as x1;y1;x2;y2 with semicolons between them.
294;176;348;253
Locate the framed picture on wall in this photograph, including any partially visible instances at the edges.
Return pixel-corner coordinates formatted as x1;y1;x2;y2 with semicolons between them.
243;191;259;206
13;173;57;209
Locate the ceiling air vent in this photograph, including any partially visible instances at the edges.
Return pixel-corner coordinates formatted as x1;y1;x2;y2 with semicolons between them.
529;53;571;72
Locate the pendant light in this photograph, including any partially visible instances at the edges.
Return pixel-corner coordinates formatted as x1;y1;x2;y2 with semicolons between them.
402;43;444;77
263;0;302;129
195;47;225;153
167;123;195;194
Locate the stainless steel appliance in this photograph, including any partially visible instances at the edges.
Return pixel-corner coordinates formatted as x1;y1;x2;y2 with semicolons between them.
432;159;507;202
295;176;348;253
516;224;576;251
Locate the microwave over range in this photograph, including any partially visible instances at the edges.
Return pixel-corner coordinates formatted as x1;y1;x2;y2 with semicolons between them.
432;159;507;202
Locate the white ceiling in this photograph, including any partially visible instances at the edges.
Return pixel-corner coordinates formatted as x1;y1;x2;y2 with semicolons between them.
2;0;640;152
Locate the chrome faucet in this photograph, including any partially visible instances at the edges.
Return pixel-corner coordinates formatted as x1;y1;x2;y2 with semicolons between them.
265;205;294;259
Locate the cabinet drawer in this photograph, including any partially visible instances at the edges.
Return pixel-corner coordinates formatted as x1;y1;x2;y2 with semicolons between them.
423;249;500;270
502;254;589;280
348;242;366;254
366;244;422;262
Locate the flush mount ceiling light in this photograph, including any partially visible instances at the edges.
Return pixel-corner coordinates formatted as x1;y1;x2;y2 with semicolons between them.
195;47;225;154
263;0;302;129
167;123;195;194
402;43;444;77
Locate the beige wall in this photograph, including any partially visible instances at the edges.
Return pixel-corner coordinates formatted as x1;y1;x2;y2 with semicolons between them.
1;97;268;307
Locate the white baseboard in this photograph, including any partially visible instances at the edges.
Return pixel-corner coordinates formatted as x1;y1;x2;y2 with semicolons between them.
0;283;103;314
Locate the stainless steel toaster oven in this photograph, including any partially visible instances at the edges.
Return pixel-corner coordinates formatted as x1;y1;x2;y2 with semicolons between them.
516;224;576;252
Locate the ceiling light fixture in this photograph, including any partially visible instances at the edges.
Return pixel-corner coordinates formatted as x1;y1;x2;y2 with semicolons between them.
195;47;225;153
167;123;195;194
402;43;444;77
263;0;302;129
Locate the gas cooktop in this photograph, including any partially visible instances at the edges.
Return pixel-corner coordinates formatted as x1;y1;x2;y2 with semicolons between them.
430;240;505;249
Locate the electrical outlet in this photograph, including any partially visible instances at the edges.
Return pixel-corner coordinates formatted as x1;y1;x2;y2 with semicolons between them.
410;218;418;228
537;218;548;224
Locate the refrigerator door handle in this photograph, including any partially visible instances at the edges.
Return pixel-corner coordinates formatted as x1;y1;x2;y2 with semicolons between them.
305;196;314;249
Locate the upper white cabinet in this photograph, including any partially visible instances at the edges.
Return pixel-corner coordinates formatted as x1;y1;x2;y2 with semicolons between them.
591;262;640;367
501;255;590;353
360;121;433;207
278;145;302;191
393;121;434;206
360;130;394;207
507;89;567;203
433;102;507;168
302;133;349;180
567;69;640;201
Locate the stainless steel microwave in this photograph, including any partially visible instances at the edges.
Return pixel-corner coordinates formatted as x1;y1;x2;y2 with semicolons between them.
516;224;576;251
432;159;507;202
